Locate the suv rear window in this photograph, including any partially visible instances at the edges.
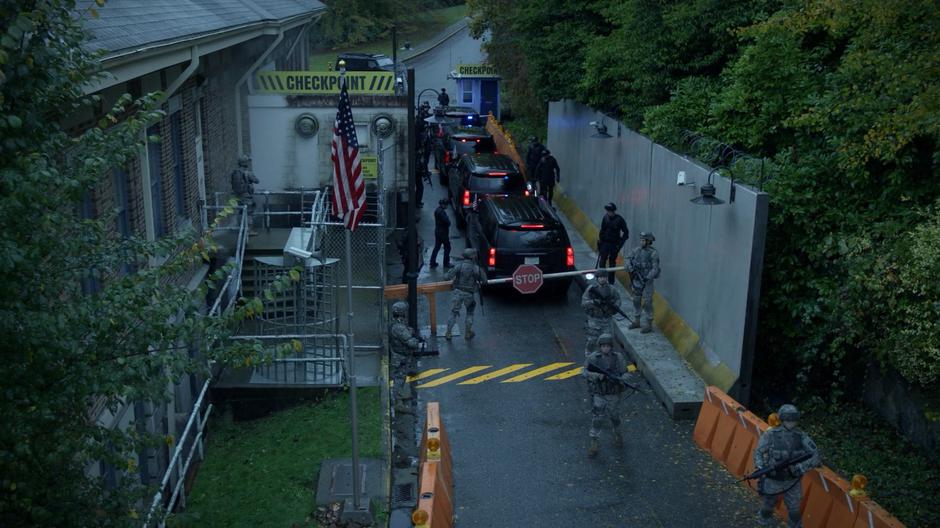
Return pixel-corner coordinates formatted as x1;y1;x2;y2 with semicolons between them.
470;173;525;194
496;226;567;249
454;137;496;157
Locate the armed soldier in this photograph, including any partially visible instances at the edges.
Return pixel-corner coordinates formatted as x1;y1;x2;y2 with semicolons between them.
388;301;422;402
444;248;486;340
753;404;821;527
581;275;621;356
627;232;660;333
230;155;260;234
583;334;632;458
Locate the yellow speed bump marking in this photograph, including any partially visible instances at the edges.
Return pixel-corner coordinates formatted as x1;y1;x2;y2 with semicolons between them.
458;364;533;385
417;366;491;388
501;362;574;383
545;366;584;380
407;368;449;383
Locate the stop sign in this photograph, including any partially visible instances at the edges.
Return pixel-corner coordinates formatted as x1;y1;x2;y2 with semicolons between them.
512;264;543;294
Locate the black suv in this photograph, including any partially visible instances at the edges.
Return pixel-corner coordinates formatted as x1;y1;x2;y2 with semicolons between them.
471;195;575;294
336;52;394;72
439;126;496;185
448;153;528;228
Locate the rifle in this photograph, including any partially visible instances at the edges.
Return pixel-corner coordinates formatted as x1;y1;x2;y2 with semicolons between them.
587;285;633;323
627;255;646;293
585;361;645;394
739;452;813;483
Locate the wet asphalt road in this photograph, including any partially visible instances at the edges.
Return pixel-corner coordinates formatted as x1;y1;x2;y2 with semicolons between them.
393;25;774;528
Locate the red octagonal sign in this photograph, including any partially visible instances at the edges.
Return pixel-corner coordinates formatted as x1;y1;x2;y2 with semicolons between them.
512;264;543;294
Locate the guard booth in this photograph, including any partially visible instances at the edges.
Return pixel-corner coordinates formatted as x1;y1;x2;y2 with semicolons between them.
448;63;501;119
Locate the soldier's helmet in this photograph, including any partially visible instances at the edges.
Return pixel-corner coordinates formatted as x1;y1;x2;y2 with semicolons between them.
463;248;476;259
238;155;251;167
597;334;614;348
391;301;408;317
594;275;611;297
778;404;800;422
640;232;655;242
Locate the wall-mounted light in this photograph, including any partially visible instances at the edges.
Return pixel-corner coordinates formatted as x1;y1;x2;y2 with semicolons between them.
590;120;612;138
294;113;319;138
372;114;396;139
691;168;735;205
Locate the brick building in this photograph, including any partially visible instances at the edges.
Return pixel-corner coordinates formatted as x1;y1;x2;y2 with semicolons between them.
67;0;327;511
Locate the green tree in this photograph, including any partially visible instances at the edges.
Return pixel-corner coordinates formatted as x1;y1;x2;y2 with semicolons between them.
0;2;296;525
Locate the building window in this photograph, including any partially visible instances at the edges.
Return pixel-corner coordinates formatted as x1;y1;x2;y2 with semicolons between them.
462;82;472;104
113;168;131;238
170;112;187;219
147;124;166;238
79;191;101;294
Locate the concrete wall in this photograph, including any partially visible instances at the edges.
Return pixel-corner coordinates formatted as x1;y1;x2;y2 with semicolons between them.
246;94;408;192
548;100;769;398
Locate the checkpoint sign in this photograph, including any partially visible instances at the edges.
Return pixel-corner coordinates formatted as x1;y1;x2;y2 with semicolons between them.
512;264;543;294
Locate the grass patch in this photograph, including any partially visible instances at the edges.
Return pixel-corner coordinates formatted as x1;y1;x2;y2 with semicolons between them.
309;5;468;70
801;404;940;527
176;388;383;527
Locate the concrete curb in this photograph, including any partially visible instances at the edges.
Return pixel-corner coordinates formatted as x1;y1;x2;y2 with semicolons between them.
557;191;705;420
401;18;470;63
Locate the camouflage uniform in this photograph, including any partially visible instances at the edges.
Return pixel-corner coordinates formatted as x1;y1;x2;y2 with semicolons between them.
388;301;420;396
753;405;821;528
627;232;660;333
230;156;259;228
445;248;486;340
583;335;630;457
580;277;621;356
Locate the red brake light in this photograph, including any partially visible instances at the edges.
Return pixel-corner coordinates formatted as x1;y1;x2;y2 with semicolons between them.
445;151;451;164
488;247;496;267
524;190;530;196
520;223;544;229
475;139;480;143
460;139;468;142
566;247;574;267
488;172;507;176
463;190;470;206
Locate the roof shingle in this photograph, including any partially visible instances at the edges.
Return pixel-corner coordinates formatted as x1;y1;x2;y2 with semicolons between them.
76;0;325;55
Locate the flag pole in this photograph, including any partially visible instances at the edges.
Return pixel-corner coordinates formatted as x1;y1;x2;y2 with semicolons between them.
338;65;361;510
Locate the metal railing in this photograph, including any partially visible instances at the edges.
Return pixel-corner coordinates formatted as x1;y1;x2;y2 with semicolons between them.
143;380;213;527
229;334;349;386
206;205;249;317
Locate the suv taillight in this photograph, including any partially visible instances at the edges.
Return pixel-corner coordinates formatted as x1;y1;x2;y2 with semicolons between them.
445;150;451;164
566;247;574;267
488;247;496;267
463;190;470;206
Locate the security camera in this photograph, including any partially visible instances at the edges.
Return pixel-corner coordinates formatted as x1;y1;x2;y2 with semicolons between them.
677;171;694;186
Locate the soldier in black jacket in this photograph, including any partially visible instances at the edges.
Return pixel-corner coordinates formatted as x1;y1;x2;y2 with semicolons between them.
525;136;546;182
429;199;452;269
597;203;629;282
535;149;560;207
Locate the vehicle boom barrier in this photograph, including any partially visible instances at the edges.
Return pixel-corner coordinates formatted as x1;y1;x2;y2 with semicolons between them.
693;386;907;528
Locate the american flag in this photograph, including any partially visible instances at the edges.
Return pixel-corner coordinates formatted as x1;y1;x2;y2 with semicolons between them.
331;78;366;231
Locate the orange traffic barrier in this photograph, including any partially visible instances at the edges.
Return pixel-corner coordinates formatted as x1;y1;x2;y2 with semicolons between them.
722;412;758;478
707;388;744;463
692;387;721;450
853;498;906;528
413;402;455;528
696;387;907;528
412;462;453;528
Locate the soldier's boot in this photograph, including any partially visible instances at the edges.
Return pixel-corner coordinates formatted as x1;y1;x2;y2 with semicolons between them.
641;323;653;334
587;438;599;458
444;324;454;340
613;431;624;448
464;323;475;340
629;318;641;330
